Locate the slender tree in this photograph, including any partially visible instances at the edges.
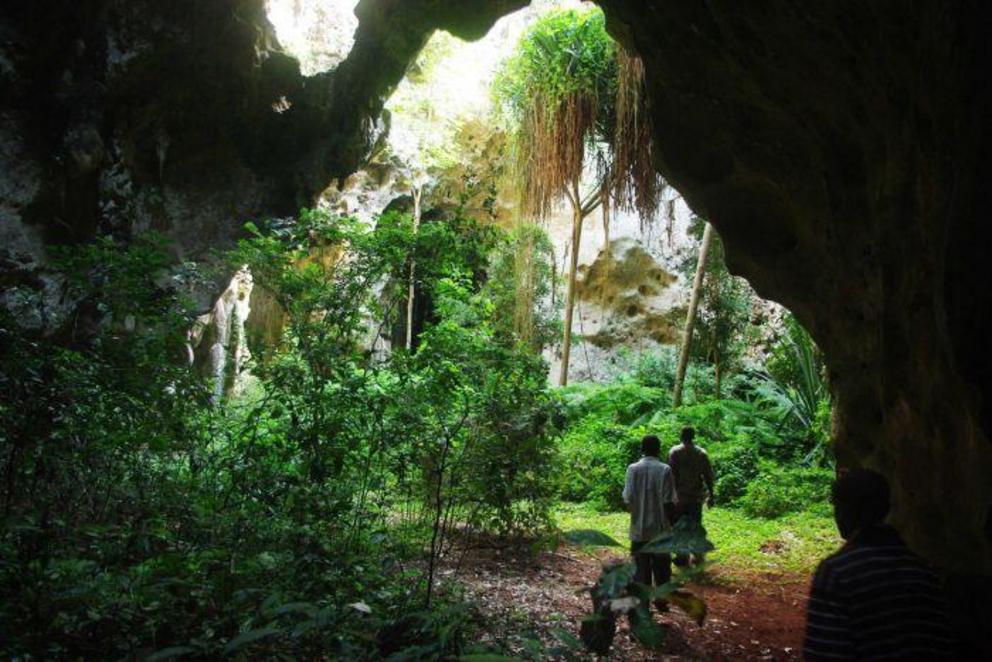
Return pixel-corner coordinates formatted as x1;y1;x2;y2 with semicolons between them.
494;8;664;385
406;186;422;350
673;222;714;407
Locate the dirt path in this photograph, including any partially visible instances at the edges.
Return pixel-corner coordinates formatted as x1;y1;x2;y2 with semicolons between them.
447;544;811;660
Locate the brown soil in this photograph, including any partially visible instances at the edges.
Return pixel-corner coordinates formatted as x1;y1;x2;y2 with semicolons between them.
447;543;810;660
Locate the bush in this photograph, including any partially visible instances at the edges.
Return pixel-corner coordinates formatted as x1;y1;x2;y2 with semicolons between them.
555;382;810;513
740;465;834;518
557;418;643;510
0;211;563;658
614;346;716;402
558;381;668;426
709;442;762;505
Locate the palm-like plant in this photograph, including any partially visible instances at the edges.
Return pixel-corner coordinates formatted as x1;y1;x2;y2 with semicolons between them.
756;317;831;464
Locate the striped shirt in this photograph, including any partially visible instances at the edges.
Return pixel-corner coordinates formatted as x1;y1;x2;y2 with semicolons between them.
803;525;955;660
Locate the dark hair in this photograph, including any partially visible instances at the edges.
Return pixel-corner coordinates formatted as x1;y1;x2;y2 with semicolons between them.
641;434;661;457
832;468;890;538
680;426;695;443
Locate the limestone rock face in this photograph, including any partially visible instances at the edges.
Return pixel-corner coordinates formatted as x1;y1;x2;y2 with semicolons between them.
549;235;684;383
577;238;680;348
191;268;254;402
540;181;696;383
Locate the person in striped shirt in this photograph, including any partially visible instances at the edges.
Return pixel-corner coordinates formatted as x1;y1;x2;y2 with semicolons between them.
803;468;956;660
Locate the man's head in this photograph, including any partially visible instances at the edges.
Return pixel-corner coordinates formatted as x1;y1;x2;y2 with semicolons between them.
641;434;661;457
832;468;890;540
680;426;695;446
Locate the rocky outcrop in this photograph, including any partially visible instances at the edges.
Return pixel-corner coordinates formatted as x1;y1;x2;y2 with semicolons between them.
191;268;254;401
576;239;679;349
0;0;526;329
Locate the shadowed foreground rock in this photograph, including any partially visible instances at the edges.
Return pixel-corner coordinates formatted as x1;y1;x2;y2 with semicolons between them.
599;0;992;574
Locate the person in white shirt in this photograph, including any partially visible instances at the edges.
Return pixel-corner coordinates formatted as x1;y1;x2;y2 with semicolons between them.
622;434;676;592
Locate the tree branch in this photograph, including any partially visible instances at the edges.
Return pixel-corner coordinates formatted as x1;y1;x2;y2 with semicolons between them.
580;190;603;218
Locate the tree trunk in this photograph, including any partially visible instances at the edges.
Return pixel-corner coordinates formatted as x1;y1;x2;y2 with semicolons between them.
602;192;611;257
559;201;584;386
406;187;422;351
673;222;715;406
714;350;722;400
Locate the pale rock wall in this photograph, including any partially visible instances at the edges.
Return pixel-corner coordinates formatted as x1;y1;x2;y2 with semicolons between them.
191;268;254;401
545;191;695;382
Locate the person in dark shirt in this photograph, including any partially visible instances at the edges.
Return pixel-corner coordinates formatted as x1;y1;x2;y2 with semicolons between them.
668;426;715;566
803;468;955;660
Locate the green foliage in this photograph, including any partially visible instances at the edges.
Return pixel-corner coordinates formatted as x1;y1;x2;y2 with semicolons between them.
638;517;716;557
486;223;560;351
562;529;623;548
0;208;560;658
680;217;758;394
492;7;620;218
557;502;839;575
709;443;762;503
757;314;832;465
557;417;641;510
493;8;616;132
556;378;783;506
554;349;833;518
559;380;669;426
579;521;712;655
740;465;834;519
610;345;727;404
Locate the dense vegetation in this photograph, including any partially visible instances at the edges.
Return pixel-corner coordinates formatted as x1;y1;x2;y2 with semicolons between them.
0;211;562;658
556;346;833;519
493;7;664;385
0;206;833;658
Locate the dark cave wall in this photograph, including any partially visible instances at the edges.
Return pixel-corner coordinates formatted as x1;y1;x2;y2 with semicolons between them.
597;0;992;581
3;0;990;607
1;0;293;262
0;0;526;322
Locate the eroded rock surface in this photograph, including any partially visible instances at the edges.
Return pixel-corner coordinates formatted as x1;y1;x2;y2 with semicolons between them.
577;239;679;348
0;0;525;325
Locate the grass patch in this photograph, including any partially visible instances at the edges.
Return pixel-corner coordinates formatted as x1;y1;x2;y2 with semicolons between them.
556;502;839;575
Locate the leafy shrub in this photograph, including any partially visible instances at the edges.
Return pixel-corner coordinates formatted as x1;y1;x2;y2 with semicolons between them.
554;373;832;518
709;442;762;504
0;210;561;657
559;381;668;425
756;314;832;465
557;418;642;510
740;465;834;518
611;345;716;402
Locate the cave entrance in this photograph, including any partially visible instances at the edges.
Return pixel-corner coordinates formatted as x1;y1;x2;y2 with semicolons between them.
259;0;838;537
265;0;839;638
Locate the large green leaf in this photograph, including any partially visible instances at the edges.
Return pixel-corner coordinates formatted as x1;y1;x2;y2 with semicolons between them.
595;562;636;599
147;646;197;661
563;529;623;547
222;625;280;655
627;606;665;649
637;518;714;555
